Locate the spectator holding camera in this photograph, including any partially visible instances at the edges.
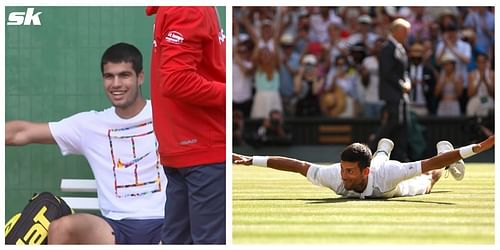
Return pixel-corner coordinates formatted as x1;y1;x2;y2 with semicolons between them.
254;110;292;146
246;109;292;147
294;54;324;117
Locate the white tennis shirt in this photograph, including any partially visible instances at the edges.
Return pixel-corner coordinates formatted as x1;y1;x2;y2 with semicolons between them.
306;159;423;199
49;101;167;220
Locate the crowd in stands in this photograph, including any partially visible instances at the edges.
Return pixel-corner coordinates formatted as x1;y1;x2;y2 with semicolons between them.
232;6;494;120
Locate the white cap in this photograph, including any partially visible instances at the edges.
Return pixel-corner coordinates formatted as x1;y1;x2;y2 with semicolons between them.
280;33;294;45
358;14;372;24
441;52;457;64
238;33;250;43
302;54;317;65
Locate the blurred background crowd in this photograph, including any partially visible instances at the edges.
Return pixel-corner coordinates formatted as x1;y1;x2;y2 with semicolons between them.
233;6;494;121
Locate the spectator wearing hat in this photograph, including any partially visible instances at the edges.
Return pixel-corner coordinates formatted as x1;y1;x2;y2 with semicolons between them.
279;33;301;116
408;42;438;116
347;14;378;50
305;42;330;78
435;53;463;117
325;55;358;118
294;54;324;117
320;78;349;118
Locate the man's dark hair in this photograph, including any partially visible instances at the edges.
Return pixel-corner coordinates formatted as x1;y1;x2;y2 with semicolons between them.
101;43;143;75
340;143;372;170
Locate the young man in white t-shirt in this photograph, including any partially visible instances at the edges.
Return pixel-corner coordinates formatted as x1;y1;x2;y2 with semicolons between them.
233;136;494;199
5;43;167;244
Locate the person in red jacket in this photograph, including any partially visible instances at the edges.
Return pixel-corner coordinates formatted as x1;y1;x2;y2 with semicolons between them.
146;6;226;244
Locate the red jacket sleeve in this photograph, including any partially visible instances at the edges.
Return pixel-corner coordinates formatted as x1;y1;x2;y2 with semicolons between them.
156;7;225;107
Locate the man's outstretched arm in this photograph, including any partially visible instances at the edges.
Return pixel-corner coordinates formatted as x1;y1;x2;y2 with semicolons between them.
233;153;311;177
5;120;56;146
421;135;495;173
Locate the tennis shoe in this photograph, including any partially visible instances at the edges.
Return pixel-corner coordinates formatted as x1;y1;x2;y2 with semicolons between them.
436;141;465;181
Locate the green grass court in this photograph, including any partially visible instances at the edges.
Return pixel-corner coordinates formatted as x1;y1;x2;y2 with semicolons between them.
233;163;494;244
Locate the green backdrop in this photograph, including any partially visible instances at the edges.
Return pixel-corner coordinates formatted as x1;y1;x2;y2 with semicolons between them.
4;6;226;220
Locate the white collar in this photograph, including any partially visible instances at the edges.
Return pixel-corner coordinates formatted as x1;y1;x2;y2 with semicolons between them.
388;34;402;48
360;173;374;199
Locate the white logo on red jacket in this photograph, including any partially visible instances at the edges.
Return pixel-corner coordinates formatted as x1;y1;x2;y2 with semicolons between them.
180;139;197;145
166;31;184;44
218;29;225;44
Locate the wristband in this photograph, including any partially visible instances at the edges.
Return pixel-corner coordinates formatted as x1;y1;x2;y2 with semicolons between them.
459;145;476;159
252;156;269;167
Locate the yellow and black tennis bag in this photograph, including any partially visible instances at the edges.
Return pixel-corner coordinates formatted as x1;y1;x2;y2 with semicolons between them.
5;192;73;245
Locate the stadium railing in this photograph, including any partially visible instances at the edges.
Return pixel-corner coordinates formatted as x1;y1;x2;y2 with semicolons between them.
242;116;493;152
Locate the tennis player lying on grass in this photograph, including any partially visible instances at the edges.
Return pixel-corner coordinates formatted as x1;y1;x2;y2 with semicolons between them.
233;136;494;199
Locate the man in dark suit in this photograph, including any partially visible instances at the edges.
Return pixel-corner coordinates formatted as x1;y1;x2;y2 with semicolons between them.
408;42;438;116
375;18;412;161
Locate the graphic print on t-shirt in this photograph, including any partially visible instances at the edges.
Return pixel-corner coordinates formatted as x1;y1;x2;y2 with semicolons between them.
108;121;162;198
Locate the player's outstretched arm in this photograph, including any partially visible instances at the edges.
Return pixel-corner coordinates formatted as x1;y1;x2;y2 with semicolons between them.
232;153;311;177
421;135;494;173
5;120;56;146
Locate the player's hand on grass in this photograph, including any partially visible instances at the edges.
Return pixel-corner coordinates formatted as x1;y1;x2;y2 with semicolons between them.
473;135;495;154
233;153;253;165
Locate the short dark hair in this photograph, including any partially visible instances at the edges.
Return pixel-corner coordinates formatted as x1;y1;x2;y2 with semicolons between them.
340;143;372;170
101;43;143;75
